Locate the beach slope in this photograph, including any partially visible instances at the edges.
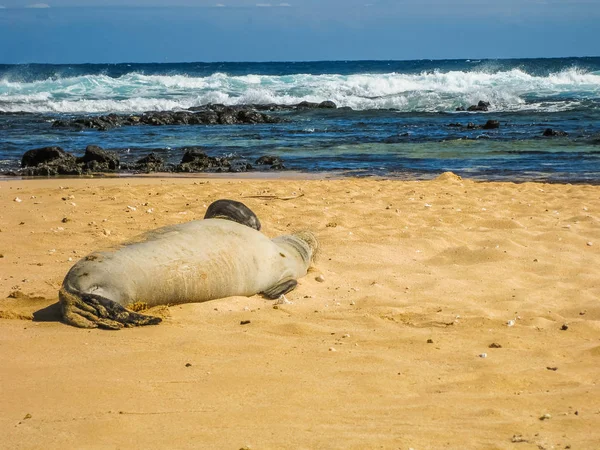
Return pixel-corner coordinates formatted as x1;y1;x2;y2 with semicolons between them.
1;175;599;449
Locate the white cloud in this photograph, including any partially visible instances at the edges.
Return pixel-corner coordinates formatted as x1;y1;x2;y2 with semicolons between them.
25;3;51;7
215;3;225;6
279;2;291;6
256;3;272;6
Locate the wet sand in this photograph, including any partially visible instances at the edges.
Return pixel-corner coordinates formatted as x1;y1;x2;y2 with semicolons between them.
1;173;599;449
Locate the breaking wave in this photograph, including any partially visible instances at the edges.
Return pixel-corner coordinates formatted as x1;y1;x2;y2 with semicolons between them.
1;67;599;113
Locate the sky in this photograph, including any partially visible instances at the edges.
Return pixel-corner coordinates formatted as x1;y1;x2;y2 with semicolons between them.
0;1;599;63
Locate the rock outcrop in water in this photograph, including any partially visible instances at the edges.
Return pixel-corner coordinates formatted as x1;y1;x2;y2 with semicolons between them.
456;101;491;112
50;101;340;131
542;128;568;137
20;146;83;176
482;120;500;130
52;106;283;131
12;145;286;176
446;120;500;130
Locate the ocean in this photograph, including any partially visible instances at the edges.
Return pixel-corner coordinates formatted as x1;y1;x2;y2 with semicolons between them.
1;58;599;182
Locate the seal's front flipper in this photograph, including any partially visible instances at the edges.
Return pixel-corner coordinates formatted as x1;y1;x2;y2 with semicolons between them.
261;279;298;300
60;287;162;330
204;199;261;230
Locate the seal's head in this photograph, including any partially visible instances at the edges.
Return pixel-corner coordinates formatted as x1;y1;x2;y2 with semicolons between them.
288;230;319;265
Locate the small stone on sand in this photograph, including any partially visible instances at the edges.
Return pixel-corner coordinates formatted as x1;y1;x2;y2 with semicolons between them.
315;274;325;282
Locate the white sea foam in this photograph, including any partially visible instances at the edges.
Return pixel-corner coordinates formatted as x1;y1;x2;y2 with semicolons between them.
0;68;598;113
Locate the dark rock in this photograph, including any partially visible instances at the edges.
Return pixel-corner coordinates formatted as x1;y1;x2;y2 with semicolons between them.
237;109;265;124
80;145;119;171
194;110;219;125
482;120;500;130
206;103;228;113
455;106;466;112
467;100;491;112
180;147;209;164
178;148;219;172
21;160;83;176
466;122;477;129
19;146;82;176
296;101;320;109
134;153;165;173
51;106;281;129
252;103;288;112
21;146;73;168
318;101;337;109
227;161;253;173
178;147;254;173
383;133;410;143
543;128;568;137
447;123;463;127
218;108;239;125
255;155;285;170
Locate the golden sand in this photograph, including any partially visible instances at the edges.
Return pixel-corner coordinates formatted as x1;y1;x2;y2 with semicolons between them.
1;174;599;449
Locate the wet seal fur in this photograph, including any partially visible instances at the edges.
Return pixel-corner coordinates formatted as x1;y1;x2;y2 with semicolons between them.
59;200;318;330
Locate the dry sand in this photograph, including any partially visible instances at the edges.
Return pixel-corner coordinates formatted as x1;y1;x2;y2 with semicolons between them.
0;174;599;449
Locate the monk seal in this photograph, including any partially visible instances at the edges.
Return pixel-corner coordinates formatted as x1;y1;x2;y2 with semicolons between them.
59;200;318;330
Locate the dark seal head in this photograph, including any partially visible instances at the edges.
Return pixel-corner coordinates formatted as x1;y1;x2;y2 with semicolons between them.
204;199;261;230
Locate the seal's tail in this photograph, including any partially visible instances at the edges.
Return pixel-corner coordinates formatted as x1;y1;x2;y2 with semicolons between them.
59;284;162;330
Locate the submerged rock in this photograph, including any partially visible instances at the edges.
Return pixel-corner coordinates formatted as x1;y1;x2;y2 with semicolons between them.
542;128;568;137
482;120;500;130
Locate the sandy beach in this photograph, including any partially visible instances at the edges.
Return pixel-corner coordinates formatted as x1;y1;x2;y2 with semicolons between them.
1;173;599;449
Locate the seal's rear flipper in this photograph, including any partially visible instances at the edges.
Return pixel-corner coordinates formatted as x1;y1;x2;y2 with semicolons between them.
204;199;261;230
261;279;298;300
60;287;162;330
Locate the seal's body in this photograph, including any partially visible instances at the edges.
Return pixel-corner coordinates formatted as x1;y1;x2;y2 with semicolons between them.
59;201;317;329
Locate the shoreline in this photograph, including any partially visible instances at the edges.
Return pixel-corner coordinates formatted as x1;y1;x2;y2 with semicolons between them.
2;170;600;186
